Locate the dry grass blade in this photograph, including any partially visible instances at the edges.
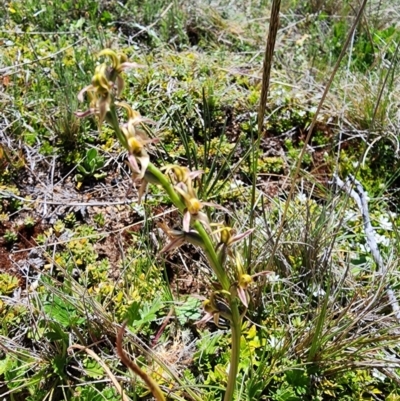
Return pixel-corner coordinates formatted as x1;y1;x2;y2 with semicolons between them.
68;344;131;401
116;321;166;401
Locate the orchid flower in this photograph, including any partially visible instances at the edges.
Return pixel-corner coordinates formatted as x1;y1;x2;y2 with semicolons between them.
216;226;254;265
174;178;227;232
233;252;273;307
76;64;113;126
117;102;157;179
162;165;203;187
197;293;232;326
97;49;145;97
76;49;144;127
157;222;205;253
237;274;252;307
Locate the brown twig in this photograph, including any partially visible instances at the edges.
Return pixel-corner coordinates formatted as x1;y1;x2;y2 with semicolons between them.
117;321;166;401
151;307;175;347
257;0;281;136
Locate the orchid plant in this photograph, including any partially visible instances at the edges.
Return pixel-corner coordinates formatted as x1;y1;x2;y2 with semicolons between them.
76;49;260;401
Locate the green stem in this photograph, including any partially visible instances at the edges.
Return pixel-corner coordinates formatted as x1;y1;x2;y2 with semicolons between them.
106;104;128;150
149;156;240;400
147;162;229;290
147;163;185;210
224;299;242;401
149;160;239;399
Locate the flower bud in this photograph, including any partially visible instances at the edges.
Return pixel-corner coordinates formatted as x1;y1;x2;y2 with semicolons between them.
220;227;231;245
239;274;252;289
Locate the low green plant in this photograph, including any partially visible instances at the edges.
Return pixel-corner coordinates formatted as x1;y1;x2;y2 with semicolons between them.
0;273;20;295
53;220;65;237
3;229;18;244
93;212;105;227
23;216;35;228
75;148;106;187
64;212;77;228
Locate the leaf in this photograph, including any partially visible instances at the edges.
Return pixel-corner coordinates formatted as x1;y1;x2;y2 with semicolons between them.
136;299;163;325
273;387;302;401
285;368;309;388
88;162;96;173
4;358;31;390
195;331;224;359
72;383;118;401
93;172;107;180
52;355;67;378
94;156;105;169
125;299;163;329
86;148;98;163
76;166;88;175
246;324;257;340
0;355;13;375
83;358;103;378
123;301;141;326
0;273;19;295
45;321;68;343
175;296;202;324
101;11;112;24
43;296;79;328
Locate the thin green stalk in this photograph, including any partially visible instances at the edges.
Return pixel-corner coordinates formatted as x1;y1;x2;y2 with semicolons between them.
149;162;241;401
193;221;230;291
146;163;185;209
106;105;128;150
146;163;229;288
224;299;242;401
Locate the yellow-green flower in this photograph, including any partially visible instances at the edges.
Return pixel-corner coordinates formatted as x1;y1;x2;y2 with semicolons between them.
97;49;144;96
76;49;144;127
232;252;252;307
162;165;203;186
157;222;205;253
216;226;254;265
116;102;157;179
197;293;232;326
174;176;226;232
233;252;273;307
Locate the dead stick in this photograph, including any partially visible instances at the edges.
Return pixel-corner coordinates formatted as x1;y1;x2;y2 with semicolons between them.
257;0;281;136
117;321;166;401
